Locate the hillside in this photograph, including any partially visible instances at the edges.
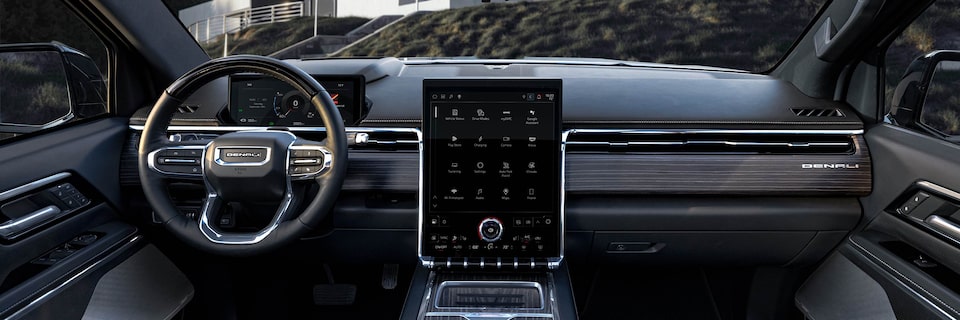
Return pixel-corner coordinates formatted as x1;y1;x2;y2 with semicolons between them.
203;16;369;57
334;0;825;72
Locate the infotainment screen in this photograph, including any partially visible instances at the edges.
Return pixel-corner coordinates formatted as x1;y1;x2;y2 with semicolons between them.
229;75;364;126
422;79;562;263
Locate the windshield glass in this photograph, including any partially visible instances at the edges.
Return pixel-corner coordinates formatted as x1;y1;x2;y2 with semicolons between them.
165;0;825;72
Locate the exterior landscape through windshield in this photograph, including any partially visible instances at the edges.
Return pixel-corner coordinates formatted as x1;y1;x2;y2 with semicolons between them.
166;0;826;72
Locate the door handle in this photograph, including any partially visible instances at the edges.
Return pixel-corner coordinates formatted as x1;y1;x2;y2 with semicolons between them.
0;205;61;240
925;215;960;241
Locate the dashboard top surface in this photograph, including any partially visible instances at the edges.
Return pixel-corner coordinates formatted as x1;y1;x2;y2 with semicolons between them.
131;58;863;130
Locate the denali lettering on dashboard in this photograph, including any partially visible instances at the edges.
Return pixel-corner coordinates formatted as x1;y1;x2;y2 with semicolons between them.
225;152;262;158
801;163;861;169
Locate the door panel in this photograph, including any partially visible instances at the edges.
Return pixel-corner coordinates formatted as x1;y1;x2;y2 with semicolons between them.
797;123;960;319
0;118;193;318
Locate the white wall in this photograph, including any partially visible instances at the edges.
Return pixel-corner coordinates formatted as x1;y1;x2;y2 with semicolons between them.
178;0;252;27
336;0;451;18
336;0;545;18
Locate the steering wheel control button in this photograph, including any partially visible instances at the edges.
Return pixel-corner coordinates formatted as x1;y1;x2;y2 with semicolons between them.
289;146;331;179
159;149;202;157
479;218;503;242
150;146;205;177
292;149;318;157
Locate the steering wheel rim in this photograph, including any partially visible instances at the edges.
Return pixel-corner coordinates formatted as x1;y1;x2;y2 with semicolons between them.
137;55;348;256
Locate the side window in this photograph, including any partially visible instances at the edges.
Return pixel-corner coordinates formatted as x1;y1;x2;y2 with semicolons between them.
0;0;109;142
884;0;960;138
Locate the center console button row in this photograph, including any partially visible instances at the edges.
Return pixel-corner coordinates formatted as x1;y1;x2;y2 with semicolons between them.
430;257;550;269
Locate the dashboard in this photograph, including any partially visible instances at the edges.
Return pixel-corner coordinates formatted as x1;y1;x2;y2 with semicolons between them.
127;57;872;266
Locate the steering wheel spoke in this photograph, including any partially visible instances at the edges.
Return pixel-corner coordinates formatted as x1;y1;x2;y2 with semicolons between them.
197;182;297;245
146;144;206;179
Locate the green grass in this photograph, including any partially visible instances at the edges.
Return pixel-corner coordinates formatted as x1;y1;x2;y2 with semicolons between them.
203;16;370;57
335;0;825;72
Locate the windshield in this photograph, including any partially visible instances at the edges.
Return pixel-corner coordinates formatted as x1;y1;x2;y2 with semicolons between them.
165;0;825;72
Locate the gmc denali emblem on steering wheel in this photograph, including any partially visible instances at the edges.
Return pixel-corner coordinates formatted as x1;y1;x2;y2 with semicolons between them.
214;147;271;166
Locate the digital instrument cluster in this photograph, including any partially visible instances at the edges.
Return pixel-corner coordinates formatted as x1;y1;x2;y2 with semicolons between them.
229;75;364;126
422;79;562;261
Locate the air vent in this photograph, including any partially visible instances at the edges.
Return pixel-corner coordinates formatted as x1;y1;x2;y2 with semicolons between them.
566;130;856;154
177;105;199;113
349;129;419;151
791;107;843;117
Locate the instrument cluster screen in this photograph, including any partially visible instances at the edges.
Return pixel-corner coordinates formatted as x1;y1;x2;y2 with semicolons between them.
229;75;364;126
422;79;562;260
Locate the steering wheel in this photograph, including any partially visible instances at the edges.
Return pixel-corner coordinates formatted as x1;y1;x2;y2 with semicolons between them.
137;55;347;256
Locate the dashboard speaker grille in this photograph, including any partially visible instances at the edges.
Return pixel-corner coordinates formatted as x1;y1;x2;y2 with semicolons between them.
177;105;199;113
791;107;844;117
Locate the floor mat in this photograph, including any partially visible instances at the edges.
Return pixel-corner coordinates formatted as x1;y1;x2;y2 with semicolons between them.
580;267;722;320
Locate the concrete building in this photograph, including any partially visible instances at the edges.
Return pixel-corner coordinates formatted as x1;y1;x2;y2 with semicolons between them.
178;0;336;29
336;0;530;19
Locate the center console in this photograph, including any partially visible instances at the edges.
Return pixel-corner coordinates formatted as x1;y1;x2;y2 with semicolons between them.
404;79;575;319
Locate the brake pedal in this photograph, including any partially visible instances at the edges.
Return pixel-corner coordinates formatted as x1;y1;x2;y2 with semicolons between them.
313;284;357;306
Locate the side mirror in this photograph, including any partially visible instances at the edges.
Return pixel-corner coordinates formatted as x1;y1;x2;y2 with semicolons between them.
888;50;960;140
0;42;105;135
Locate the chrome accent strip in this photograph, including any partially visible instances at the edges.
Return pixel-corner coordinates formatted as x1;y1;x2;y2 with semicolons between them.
5;235;143;320
0;206;61;240
130;125;861;136
564;140;851;147
161;158;197;164
566;128;864;135
213;146;271;166
146;145;206;178
926;216;960;241
197;132;298;245
129;125;422;134
292;159;319;165
917;181;960;203
551;130;570;269
412;126;430;267
0;172;71;203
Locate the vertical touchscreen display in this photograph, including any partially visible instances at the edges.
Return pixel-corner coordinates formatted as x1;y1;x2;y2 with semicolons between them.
422;79;562;260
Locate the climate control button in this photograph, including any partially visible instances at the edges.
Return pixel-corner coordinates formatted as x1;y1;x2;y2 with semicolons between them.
478;218;503;242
